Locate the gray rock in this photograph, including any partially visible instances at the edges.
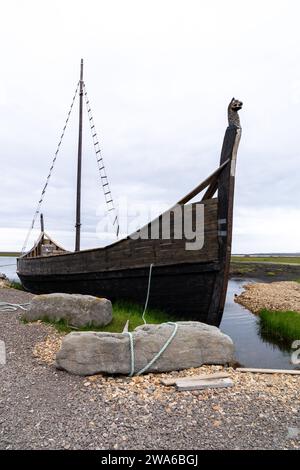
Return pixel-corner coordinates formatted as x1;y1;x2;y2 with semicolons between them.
55;321;235;376
24;293;112;328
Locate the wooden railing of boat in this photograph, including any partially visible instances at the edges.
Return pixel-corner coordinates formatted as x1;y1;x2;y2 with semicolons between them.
23;232;69;258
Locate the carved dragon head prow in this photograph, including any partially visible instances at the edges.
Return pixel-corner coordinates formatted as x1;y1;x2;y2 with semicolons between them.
228;98;243;128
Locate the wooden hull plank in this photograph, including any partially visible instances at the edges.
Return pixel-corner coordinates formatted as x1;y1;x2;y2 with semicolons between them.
18;262;219;323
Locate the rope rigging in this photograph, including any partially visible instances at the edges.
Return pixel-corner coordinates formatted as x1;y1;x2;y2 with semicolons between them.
83;83;120;237
21;75;120;254
21;81;80;254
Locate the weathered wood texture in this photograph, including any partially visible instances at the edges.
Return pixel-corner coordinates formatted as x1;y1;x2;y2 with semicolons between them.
207;125;241;325
176;159;229;205
161;372;230;386
176;377;233;391
18;262;219;320
19;199;218;275
25;232;68;259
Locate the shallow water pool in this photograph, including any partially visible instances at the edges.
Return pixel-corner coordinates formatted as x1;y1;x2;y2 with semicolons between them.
221;278;299;370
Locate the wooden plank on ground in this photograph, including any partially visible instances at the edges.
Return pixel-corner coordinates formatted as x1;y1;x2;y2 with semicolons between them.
236;368;300;375
160;372;230;386
176;377;233;391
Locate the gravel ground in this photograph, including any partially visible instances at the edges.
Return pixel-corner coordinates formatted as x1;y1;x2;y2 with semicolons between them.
235;281;300;314
0;287;299;450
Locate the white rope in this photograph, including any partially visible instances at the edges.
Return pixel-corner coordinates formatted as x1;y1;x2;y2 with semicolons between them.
0;302;30;312
124;322;178;376
142;263;154;324
123;331;135;377
123;263;178;376
136;322;178;375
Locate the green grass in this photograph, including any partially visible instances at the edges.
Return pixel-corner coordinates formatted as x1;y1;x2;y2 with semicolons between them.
22;301;174;333
230;265;254;273
0;252;21;257
231;256;300;264
9;280;24;291
259;309;300;343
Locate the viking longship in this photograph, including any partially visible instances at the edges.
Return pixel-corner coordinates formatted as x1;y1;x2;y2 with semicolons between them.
17;60;243;326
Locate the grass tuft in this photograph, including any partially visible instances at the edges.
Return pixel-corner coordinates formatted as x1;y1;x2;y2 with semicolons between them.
9;280;24;291
22;301;174;333
259;309;300;343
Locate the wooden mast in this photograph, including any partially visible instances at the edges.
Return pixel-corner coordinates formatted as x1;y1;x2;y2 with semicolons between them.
40;213;44;233
75;59;84;251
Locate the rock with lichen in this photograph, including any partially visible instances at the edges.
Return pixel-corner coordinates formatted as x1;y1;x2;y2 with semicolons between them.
55;321;235;376
24;293;112;328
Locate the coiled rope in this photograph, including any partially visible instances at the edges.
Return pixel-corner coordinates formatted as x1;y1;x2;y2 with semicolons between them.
0;302;30;312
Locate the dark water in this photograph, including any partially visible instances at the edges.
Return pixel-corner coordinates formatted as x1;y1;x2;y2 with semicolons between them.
221;278;299;370
0;258;298;369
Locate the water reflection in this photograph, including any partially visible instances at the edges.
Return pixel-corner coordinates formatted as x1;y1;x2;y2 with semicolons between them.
258;325;293;353
221;278;299;370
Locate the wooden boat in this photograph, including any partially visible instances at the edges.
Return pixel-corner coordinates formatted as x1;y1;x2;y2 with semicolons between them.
17;60;243;326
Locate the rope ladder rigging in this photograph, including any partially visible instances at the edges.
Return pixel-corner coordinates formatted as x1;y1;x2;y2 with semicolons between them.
83;83;120;237
21;73;119;254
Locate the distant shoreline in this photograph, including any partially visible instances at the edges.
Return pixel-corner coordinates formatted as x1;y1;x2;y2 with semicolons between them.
231;255;300;264
0;252;21;257
230;260;300;282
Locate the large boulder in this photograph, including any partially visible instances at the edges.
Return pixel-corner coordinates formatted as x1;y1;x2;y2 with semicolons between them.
55;321;235;376
24;293;112;328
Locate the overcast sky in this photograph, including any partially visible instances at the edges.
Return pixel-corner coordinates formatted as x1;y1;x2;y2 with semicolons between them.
0;0;299;253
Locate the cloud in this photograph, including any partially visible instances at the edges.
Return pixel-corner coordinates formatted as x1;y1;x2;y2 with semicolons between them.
0;0;299;253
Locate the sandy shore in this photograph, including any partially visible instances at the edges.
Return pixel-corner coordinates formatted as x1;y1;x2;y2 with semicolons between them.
235;281;300;314
0;286;299;449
